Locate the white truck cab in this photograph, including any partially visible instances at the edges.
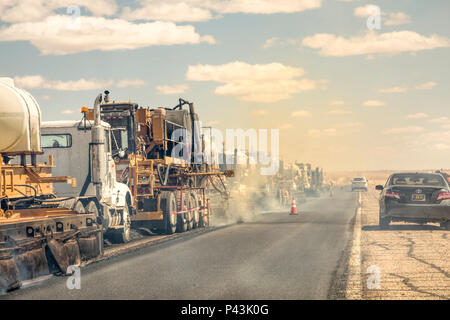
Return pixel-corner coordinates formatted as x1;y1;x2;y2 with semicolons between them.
38;118;132;242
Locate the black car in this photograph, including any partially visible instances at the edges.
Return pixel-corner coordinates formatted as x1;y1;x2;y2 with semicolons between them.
376;172;450;229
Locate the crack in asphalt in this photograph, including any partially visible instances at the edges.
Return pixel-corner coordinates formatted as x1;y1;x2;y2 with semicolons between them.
401;236;450;279
390;273;449;300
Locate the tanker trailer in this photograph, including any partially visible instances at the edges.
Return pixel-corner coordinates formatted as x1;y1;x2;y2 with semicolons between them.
0;78;102;292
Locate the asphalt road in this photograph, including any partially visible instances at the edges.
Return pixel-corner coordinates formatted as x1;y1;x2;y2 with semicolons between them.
5;189;358;299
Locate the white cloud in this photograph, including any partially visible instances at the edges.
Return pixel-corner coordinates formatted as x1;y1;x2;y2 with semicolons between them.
308;128;337;137
385;12;411;26
363;100;385;107
0;15;215;55
328;109;352;115
429;143;450;151
122;0;322;22
382;126;425;135
14;75;149;90
415;81;437;90
429;117;450;124
116;79;147;88
379;86;409;93
380;81;437;93
354;5;379;18
292;110;311;117
0;0;118;23
405;113;428;119
262;37;300;49
121;1;212;22
156;84;189;95
186;61;320;103
14;75;113;91
263;37;279;49
302;31;450;57
331;100;345;105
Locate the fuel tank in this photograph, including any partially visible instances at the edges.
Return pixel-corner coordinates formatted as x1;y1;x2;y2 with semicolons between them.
0;77;42;154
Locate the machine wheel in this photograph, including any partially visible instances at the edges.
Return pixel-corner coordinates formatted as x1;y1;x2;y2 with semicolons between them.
73;200;86;214
114;206;131;243
85;201;100;218
190;192;199;229
176;193;188;233
186;192;194;231
379;211;390;229
198;196;208;227
162;192;177;234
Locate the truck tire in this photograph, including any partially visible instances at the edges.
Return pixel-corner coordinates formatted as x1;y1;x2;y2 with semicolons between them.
161;191;177;235
186;192;194;231
190;192;200;229
114;206;131;243
73;200;86;214
176;193;188;233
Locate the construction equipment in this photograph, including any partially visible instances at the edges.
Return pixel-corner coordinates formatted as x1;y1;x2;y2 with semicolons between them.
38;95;134;243
0;78;102;292
83;92;232;234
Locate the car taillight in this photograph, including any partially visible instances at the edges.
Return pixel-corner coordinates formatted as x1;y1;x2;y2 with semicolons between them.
385;190;400;200
436;192;450;201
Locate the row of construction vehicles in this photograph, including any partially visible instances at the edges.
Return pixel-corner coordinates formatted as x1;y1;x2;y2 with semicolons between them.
0;79;231;292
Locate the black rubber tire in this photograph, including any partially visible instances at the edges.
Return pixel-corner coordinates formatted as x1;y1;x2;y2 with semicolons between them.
73;200;86;214
186;192;194;231
379;211;390;229
176;193;188;233
161;191;177;234
190;192;200;229
114;206;131;243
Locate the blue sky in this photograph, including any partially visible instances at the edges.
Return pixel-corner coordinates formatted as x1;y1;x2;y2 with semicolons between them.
1;0;449;171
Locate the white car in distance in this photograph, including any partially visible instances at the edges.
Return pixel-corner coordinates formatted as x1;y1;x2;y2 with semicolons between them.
351;177;368;192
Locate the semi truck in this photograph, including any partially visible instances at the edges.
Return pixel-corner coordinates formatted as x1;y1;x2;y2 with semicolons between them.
38;94;134;243
86;92;233;234
0;78;102;292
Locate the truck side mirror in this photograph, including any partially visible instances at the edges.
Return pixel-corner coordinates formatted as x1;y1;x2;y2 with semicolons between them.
375;185;383;191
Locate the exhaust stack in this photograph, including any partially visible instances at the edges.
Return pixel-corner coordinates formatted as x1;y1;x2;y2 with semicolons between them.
91;93;106;202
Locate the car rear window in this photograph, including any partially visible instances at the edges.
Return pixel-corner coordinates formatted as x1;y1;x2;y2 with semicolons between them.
353;178;365;181
390;174;446;187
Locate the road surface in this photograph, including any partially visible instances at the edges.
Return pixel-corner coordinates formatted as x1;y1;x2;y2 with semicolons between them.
5;189;358;299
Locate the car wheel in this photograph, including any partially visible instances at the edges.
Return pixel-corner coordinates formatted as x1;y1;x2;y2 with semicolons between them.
379;211;390;229
440;220;450;230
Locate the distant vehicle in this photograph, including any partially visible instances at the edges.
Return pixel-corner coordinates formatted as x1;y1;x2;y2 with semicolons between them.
376;172;450;229
351;177;368;192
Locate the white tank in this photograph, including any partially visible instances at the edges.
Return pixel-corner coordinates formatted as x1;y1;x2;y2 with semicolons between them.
0;77;42;154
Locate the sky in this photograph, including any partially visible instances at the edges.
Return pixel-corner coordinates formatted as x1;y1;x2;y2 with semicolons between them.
0;0;449;171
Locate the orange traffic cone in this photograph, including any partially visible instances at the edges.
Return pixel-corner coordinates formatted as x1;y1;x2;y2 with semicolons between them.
290;197;298;215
